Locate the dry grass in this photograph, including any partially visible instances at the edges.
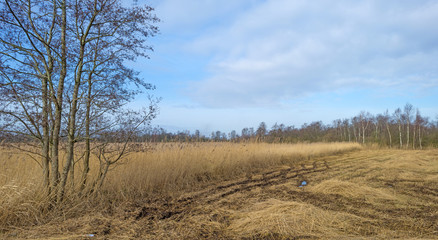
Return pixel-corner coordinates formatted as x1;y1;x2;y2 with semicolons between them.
2;142;438;239
311;179;398;203
0;142;360;232
229;198;363;238
104;142;361;197
0;147;49;230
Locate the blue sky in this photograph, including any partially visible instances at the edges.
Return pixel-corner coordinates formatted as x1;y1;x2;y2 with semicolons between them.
128;0;438;134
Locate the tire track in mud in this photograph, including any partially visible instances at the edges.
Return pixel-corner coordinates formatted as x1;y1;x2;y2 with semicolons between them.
133;150;417;224
204;164;327;204
317;151;401;180
134;160;330;221
296;151;438;234
132;150;379;221
176;150;391;206
128;149;438;239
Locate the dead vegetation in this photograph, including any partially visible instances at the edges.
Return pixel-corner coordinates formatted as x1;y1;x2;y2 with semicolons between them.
1;143;438;239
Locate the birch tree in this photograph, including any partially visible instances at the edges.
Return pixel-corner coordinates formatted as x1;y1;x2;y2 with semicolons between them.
383;110;392;148
404;103;413;149
394;108;403;148
415;109;425;150
359;111;371;144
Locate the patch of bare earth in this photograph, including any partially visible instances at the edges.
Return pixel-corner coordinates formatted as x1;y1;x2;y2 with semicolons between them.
4;149;438;239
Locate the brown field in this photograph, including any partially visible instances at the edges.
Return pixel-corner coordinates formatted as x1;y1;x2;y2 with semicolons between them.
1;142;438;239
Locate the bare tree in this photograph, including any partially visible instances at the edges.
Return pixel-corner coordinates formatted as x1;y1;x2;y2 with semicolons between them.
394;108;403;148
382;110;392;148
342;119;351;142
359;111;371;144
332;119;343;141
372;115;379;141
415;109;425;150
351;116;358;142
0;0;159;202
256;122;267;142
404;103;413;149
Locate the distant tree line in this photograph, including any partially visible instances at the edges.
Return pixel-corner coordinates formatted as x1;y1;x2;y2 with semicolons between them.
135;103;438;148
2;103;437;148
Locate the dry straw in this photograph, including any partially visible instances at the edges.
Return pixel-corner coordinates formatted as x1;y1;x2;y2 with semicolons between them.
0;142;360;230
104;142;361;197
229;198;363;238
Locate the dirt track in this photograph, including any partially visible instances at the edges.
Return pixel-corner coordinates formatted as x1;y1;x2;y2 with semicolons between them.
5;149;438;239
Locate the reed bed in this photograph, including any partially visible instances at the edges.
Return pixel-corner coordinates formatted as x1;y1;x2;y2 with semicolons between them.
104;142;361;197
0;142;360;231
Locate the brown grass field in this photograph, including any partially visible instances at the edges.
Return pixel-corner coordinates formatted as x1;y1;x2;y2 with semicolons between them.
1;142;438;239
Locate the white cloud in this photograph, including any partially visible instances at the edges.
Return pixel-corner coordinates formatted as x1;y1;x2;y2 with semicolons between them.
180;0;438;107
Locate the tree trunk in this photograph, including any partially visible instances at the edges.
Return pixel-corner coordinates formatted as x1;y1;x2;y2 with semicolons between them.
51;0;68;194
357;126;361;143
41;77;50;192
81;131;90;191
406;121;410;149
97;162;110;191
57;0;100;200
69;158;75;190
375;124;378;141
55;0;69;202
386;123;392;148
412;124;416;149
398;122;403;148
80;70;94;192
58;55;83;202
353;126;357;142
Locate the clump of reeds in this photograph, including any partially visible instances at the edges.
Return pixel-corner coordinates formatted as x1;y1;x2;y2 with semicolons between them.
103;142;361;198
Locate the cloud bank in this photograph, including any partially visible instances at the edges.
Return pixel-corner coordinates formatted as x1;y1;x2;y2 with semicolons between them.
167;0;438;107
